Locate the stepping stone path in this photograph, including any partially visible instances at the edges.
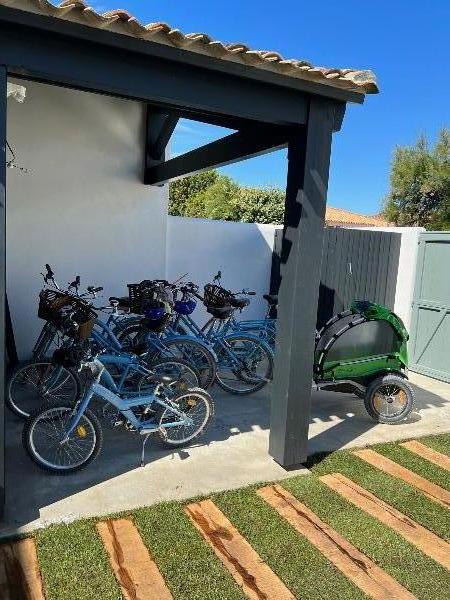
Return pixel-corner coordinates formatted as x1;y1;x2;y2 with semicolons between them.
320;473;450;569
354;448;450;508
96;519;173;600
258;484;416;600
185;498;295;600
400;440;450;470
0;438;448;599
0;538;45;600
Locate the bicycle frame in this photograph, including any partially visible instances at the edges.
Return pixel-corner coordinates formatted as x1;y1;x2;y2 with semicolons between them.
63;357;192;440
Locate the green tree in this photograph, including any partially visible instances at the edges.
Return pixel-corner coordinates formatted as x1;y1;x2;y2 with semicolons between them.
383;128;450;230
169;170;286;224
168;170;219;216
236;186;285;224
184;175;241;221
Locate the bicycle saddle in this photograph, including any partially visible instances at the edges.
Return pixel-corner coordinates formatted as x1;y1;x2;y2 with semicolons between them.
263;294;278;306
109;296;130;309
230;297;250;309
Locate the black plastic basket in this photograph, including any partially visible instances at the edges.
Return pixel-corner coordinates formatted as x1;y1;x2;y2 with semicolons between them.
203;284;233;309
127;281;173;315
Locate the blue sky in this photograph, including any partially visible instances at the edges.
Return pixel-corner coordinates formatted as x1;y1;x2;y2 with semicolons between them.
92;0;449;214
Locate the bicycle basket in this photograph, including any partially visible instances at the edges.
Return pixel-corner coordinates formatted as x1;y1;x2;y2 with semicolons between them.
128;281;173;315
38;289;71;321
203;284;233;309
38;289;96;341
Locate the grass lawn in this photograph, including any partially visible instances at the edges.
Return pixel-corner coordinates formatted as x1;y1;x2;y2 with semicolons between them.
26;433;450;599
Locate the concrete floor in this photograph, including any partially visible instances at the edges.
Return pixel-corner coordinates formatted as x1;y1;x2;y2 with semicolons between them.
1;371;449;538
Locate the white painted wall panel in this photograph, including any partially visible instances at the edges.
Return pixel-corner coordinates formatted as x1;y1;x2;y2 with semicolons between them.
167;216;278;324
7;80;168;358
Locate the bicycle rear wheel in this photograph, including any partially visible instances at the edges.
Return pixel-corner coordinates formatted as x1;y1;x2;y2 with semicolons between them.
7;360;81;419
152;338;217;389
138;358;200;395
214;334;273;395
155;388;214;447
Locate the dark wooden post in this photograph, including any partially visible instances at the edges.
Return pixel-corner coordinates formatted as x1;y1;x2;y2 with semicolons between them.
269;98;337;467
0;66;6;514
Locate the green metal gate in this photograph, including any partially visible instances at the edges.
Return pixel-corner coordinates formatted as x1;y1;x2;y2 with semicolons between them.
410;232;450;382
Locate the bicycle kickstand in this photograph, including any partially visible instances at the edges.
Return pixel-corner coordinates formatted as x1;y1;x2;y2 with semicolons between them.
140;433;151;467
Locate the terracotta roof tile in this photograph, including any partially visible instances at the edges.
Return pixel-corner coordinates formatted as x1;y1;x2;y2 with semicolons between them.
1;0;379;96
325;207;392;227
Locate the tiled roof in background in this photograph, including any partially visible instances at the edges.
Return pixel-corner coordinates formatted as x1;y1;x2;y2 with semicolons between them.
0;0;379;96
326;207;392;227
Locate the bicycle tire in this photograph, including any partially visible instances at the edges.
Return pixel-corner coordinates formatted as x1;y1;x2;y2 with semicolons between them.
23;404;103;474
155;387;214;447
7;360;81;419
118;324;217;389
153;338;217;389
214;333;273;395
142;357;200;390
32;322;58;360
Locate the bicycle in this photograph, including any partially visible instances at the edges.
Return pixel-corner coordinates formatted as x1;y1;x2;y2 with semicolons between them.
200;272;277;348
23;347;213;474
166;280;274;395
116;279;217;389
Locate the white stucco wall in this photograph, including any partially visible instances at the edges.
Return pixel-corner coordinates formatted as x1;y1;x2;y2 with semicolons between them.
357;226;424;330
7;79;168;358
167;216;278;323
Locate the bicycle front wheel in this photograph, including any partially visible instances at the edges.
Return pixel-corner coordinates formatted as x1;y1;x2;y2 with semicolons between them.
215;334;273;395
23;405;102;474
7;360;81;419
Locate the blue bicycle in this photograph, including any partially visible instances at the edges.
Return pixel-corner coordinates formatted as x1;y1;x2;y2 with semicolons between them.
164;281;274;395
23;349;213;474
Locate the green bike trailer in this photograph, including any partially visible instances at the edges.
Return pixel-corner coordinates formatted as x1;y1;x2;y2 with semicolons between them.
314;301;414;424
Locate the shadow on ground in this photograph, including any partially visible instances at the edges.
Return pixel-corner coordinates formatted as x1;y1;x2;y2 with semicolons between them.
1;377;448;535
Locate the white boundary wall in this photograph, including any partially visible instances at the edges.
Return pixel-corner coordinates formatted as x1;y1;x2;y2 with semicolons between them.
166;216;280;324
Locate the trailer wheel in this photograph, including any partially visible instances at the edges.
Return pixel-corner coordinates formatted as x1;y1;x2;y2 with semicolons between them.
364;374;414;424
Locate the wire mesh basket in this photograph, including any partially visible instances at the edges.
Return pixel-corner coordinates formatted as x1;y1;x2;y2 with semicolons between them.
38;289;96;341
